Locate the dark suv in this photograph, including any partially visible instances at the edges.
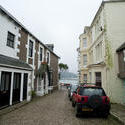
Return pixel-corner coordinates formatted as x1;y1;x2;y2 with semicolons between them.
72;85;110;117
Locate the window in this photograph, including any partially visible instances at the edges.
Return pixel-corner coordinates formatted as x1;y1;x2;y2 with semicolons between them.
47;52;50;64
29;40;33;57
7;32;15;48
83;54;87;66
79;88;106;96
83;38;87;48
83;74;87;83
40;47;43;61
0;72;11;91
13;73;21;90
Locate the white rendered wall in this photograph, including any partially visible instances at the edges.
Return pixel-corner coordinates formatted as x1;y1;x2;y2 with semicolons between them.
0;12;20;59
104;2;125;104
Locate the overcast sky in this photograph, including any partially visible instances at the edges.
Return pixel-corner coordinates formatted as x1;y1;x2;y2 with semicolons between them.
0;0;102;73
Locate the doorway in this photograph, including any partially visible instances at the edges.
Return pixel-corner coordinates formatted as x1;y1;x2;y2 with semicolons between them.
0;71;11;108
12;73;21;104
95;72;102;87
23;73;28;100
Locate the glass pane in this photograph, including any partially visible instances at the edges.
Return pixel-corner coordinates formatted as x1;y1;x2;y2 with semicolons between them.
5;74;10;91
0;72;5;91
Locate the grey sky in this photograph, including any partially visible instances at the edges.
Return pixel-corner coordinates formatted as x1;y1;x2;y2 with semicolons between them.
0;0;102;73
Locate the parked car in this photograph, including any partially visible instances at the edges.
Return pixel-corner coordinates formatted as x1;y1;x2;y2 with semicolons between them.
72;85;110;118
68;84;78;101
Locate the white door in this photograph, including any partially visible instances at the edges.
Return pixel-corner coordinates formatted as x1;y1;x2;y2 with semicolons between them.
37;77;44;96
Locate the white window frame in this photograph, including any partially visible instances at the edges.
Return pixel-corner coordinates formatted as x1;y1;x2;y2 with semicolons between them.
46;50;50;65
39;46;44;62
83;38;87;48
83;54;87;66
83;74;87;83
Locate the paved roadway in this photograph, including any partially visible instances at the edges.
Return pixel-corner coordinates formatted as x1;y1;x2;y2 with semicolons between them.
0;88;121;125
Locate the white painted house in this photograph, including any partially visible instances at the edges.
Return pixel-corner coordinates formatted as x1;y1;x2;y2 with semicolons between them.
0;5;59;109
78;0;125;104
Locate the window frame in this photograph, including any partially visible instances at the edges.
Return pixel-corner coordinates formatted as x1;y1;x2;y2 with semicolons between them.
47;52;50;64
40;47;43;61
83;54;87;66
7;31;15;48
83;38;87;48
83;74;87;83
29;40;33;57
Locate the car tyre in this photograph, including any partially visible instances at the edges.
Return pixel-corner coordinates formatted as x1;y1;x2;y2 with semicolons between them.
102;112;109;118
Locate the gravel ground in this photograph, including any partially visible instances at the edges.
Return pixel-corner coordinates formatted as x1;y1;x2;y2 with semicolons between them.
0;89;121;125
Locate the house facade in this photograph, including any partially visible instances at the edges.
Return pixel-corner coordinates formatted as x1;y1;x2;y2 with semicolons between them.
78;0;125;104
0;5;59;109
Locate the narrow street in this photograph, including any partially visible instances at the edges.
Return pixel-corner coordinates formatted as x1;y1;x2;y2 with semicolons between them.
0;89;121;125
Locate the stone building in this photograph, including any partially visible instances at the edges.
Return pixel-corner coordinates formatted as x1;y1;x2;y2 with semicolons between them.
0;5;59;109
78;0;125;104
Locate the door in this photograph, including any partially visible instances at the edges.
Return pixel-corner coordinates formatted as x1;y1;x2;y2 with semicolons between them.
95;72;102;87
37;76;44;95
23;73;28;100
0;72;11;109
12;73;21;104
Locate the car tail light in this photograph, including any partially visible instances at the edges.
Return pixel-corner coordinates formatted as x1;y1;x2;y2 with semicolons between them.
105;97;110;103
77;97;82;103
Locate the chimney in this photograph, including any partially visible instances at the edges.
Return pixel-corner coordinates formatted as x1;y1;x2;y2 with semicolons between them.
46;44;54;51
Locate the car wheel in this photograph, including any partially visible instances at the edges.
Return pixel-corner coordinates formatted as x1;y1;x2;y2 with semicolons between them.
75;105;80;118
102;112;109;118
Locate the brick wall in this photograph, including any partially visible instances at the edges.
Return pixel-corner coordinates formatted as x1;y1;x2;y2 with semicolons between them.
17;28;28;62
50;53;59;90
34;41;39;90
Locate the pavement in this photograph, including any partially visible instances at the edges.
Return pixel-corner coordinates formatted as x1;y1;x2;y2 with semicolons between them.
0;89;122;125
110;103;125;125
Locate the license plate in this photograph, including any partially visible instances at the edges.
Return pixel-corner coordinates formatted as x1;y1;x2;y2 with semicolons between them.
82;108;93;111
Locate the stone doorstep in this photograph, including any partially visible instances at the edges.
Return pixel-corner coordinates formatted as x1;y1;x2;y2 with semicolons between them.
110;111;125;125
0;101;29;116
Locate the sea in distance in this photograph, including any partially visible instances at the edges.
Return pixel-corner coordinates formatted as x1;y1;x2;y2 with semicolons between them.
59;78;78;85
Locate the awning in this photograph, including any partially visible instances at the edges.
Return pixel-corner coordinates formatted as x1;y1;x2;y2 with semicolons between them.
0;54;32;71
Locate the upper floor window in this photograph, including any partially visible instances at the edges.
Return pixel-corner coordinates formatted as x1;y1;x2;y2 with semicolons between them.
29;40;33;57
7;32;15;48
40;47;43;61
83;38;87;48
83;54;87;66
47;52;50;64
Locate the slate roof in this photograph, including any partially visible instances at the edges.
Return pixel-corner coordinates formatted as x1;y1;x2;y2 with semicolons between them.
0;54;32;71
116;42;125;52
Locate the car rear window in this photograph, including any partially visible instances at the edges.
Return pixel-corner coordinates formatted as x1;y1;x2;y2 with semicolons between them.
79;87;106;96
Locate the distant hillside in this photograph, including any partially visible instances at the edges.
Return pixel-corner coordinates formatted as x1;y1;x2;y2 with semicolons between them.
60;71;77;79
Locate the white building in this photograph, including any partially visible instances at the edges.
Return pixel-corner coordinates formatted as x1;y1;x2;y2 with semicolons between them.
78;0;125;104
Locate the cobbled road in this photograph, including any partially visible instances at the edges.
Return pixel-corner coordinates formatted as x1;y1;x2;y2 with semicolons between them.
0;88;121;125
